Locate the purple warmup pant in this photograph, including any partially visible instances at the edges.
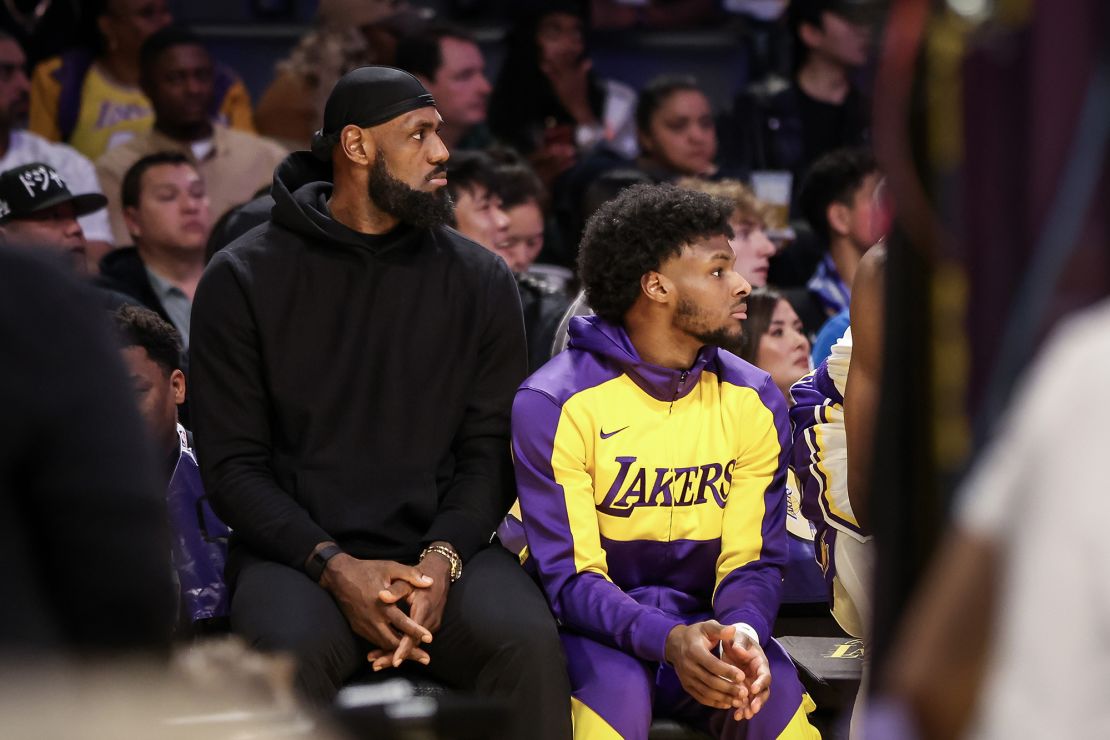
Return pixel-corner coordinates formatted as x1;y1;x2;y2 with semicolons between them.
562;625;819;739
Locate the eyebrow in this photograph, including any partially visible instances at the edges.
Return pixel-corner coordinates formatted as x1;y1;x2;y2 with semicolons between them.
710;251;733;261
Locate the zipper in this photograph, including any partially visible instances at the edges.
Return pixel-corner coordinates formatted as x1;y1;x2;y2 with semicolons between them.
669;370;689;414
666;370;689;542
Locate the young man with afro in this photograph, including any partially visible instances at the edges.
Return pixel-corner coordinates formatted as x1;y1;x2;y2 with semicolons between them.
511;183;820;739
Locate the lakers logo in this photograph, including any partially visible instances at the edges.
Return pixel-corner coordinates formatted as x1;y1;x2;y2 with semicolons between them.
597;456;736;517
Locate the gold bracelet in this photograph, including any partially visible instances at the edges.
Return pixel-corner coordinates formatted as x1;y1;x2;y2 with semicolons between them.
420;544;462;583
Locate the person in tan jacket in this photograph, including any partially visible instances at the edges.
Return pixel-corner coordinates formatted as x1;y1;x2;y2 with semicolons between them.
96;27;285;245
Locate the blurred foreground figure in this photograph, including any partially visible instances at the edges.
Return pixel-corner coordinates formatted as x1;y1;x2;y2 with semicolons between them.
885;301;1110;739
0;247;174;654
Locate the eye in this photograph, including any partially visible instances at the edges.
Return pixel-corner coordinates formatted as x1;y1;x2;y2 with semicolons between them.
770;328;784;337
711;269;722;277
412;130;424;141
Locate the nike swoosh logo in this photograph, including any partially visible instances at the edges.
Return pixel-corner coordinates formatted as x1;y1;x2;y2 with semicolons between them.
599;426;629;439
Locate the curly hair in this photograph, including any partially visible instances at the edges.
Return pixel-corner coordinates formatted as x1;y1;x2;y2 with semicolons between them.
112;305;184;375
577;183;733;323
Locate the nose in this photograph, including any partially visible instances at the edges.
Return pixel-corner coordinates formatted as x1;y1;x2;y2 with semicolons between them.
733;271;751;298
428;131;449;165
182;192;206;213
754;229;775;257
14;69;29;95
477;73;492;95
492;206;510;232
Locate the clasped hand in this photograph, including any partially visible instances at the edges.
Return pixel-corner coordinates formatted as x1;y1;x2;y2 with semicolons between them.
321;554;450;671
664;620;772;722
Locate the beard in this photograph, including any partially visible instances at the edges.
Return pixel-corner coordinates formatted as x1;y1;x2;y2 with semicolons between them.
675;296;744;355
367;151;454;228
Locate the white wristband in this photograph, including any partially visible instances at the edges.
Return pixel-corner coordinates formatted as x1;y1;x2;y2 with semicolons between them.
733;623;761;646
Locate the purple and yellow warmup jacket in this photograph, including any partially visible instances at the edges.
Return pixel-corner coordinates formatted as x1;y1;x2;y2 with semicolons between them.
513;316;790;664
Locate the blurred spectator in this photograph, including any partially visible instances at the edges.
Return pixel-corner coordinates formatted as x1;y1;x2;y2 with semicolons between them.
448;150;570;372
254;0;409;150
95;27;286;245
489;2;637;186
788;146;882;335
724;0;874;196
98;152;210;348
677;177;777;287
634;75;718;181
28;0;253;161
113;305;230;633
0;246;174;654
589;0;719;30
0;31;114;270
395;24;492;152
885;298;1110;740
445;149;510;252
738;287;811;402
492;156;550;274
497;157;573;371
0;161;105;272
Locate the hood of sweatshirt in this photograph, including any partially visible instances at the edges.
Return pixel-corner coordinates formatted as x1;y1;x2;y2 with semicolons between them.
269;151;422;256
566;315;718;403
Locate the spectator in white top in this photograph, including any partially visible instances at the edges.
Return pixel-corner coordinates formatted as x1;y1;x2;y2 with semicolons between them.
0;30;113;273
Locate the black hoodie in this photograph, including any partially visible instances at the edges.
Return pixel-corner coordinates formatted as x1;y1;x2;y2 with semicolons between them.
189;152;527;572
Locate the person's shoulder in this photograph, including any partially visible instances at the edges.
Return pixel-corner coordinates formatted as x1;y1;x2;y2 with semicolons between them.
218;125;288;158
94;131;153;171
712;349;776;395
518;348;608;410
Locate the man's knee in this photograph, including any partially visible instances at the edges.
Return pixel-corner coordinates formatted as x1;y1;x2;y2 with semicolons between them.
229;557;362;705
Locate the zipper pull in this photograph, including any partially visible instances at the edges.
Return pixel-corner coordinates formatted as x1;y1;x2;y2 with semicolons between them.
673;370;689;401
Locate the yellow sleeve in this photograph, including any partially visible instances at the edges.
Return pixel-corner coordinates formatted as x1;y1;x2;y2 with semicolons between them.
29;58;63;142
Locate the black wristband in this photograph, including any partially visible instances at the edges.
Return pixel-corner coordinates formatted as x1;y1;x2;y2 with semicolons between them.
306;543;343;582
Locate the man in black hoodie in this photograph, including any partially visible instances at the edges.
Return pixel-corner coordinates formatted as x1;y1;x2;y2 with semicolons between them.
189;66;572;735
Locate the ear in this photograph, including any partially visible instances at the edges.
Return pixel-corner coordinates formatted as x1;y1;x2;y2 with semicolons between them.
640;270;673;306
826;201;852;238
122;206;142;242
170;368;186;405
798;20;824;50
339;124;373;166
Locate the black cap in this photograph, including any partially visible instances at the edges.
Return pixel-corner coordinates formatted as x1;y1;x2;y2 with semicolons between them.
310;65;437;160
0;163;107;224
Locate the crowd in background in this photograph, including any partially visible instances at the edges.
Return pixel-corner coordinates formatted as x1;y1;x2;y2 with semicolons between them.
6;1;1080;739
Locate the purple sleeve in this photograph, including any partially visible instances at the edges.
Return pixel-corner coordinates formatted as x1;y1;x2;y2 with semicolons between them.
513;388;683;663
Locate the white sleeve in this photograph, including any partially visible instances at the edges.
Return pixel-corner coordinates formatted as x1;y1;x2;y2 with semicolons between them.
955;309;1095;539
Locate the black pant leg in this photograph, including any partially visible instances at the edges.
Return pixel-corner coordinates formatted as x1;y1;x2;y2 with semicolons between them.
230;552;365;706
423;546;573;740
